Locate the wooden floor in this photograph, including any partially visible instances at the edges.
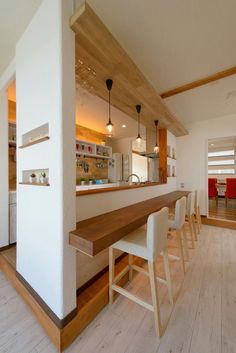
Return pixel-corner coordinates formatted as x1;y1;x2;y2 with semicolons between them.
1;225;236;352
209;197;236;221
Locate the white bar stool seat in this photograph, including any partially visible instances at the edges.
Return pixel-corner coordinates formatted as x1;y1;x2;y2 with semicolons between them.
109;207;173;337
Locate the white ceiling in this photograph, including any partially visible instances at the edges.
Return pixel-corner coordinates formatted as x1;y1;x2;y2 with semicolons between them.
88;0;236;125
208;136;236;149
76;86;146;140
0;0;42;76
164;75;236;125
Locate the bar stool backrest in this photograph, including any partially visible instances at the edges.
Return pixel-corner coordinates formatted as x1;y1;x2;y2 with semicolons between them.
186;192;195;216
146;207;169;261
174;196;187;230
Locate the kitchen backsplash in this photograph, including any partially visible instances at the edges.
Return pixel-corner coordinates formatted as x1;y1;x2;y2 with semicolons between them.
76;156;108;184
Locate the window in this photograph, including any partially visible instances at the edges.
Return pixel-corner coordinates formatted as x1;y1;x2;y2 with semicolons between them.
208;150;235;157
208;149;235;175
208;159;235;166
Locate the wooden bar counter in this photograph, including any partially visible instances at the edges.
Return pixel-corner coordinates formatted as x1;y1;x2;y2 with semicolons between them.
70;190;190;256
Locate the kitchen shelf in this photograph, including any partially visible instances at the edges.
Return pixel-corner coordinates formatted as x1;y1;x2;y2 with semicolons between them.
19;182;50;186
76;152;111;159
76;139;112;159
19;136;50;149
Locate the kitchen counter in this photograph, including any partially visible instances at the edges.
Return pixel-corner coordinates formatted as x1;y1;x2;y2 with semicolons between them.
76;181;163;196
71;190;190;256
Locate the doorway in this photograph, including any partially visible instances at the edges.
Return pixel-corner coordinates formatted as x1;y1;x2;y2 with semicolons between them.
208;137;236;222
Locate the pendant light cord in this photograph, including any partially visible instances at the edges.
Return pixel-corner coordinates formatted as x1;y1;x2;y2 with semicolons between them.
109;89;111;124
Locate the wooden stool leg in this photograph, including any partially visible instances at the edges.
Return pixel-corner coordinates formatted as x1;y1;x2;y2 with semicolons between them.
197;206;202;229
148;261;162;337
109;247;115;304
128;254;133;282
195;208;200;234
163;250;173;305
176;229;186;273
182;224;189;261
188;217;195;248
191;214;198;241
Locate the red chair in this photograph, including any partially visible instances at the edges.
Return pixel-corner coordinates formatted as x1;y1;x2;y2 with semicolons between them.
208;178;218;206
225;178;236;207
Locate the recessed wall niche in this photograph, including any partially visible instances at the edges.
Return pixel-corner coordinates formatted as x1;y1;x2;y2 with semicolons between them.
19;123;49;149
20;168;50;186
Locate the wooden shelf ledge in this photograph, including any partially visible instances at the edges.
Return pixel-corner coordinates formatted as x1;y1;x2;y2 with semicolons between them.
19;182;50;186
19;136;50;149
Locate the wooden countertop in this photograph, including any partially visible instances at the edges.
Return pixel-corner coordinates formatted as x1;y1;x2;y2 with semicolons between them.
70;190;190;256
76;182;164;196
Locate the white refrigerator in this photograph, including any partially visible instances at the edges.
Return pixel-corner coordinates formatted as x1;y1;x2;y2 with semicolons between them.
108;153;130;182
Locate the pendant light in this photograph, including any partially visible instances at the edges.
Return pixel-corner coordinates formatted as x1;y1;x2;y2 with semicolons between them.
136;104;142;143
154;120;159;153
106;79;113;136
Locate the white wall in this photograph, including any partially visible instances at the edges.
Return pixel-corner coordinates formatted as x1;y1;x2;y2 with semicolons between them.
16;0;76;319
0;59;16;247
177;114;236;215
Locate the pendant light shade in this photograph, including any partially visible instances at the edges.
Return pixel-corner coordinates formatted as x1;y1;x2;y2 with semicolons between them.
106;79;113;136
136;104;142;143
154;120;159;153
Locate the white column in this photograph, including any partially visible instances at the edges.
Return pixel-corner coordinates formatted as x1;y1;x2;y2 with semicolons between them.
16;0;76;320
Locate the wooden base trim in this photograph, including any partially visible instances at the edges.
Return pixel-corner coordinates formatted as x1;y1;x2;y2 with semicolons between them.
0;255;61;352
201;215;236;229
0;244;15;252
16;271;77;329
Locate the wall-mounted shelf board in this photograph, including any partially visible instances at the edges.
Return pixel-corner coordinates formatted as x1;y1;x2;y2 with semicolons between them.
76;152;111;159
19;182;50;186
19;136;49;149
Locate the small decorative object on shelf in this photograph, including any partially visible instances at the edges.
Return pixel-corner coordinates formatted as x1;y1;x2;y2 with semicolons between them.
167;145;171;157
88;178;94;185
172;147;176;159
29;173;37;183
80;178;86;185
40;172;48;184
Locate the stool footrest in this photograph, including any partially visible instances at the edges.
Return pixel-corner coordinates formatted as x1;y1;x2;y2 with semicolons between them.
112;284;154;312
114;265;130;284
131;264;167;285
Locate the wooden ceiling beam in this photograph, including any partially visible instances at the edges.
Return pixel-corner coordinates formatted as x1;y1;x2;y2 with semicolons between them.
70;3;188;136
160;66;236;99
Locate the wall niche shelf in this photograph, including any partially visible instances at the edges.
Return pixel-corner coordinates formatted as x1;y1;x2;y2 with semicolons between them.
76;139;112;160
19;136;49;149
21;168;49;186
20;123;49;149
19;182;50;186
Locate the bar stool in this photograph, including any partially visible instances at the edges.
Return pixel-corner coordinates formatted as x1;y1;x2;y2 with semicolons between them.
186;192;197;246
194;190;201;233
109;207;173;337
168;196;188;273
